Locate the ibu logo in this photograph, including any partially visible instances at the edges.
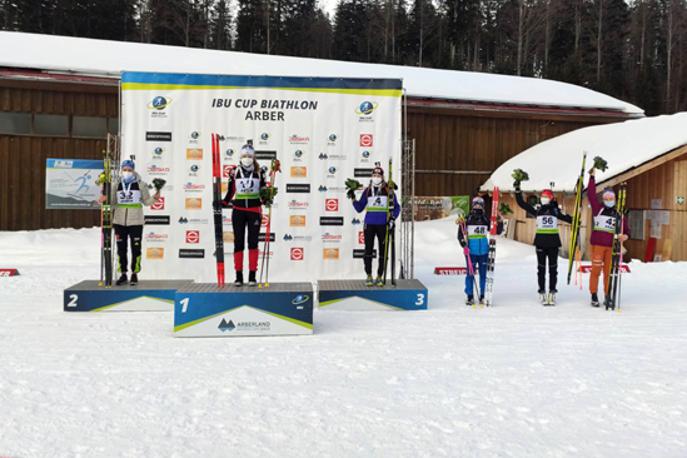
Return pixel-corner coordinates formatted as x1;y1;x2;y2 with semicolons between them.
218;318;235;332
260;132;269;141
328;133;337;142
355;100;378;116
148;96;171;110
292;294;309;305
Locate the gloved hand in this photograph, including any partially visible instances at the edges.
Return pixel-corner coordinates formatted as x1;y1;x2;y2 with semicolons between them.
513;181;521;192
213;199;227;210
388;218;395;230
347;189;356;200
463;246;470;256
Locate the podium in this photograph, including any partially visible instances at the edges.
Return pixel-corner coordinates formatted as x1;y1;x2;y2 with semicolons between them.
318;279;428;311
64;280;192;312
174;283;314;337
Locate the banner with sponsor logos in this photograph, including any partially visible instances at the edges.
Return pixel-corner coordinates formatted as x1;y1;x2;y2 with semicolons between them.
45;158;103;209
121;72;402;283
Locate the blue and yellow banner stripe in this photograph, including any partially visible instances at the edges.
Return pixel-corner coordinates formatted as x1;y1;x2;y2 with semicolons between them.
121;71;403;97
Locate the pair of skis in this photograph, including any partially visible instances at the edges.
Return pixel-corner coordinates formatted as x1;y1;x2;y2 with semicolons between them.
483;187;500;306
382;158;396;287
605;184;627;311
98;133;118;288
567;152;588;285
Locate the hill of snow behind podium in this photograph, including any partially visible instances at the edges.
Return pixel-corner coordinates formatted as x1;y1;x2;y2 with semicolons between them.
1;217;686;457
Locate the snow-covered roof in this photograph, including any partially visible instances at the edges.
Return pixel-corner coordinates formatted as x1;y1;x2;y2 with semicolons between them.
482;113;687;192
0;31;643;115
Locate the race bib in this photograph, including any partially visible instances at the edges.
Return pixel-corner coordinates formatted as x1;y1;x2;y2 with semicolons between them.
536;215;558;234
593;215;616;233
467;225;488;239
235;177;260;199
117;189;142;205
367;195;389;212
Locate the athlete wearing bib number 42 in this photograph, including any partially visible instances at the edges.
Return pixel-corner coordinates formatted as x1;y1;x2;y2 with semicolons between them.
99;160;161;286
351;166;400;287
219;144;270;287
515;185;573;305
587;169;629;307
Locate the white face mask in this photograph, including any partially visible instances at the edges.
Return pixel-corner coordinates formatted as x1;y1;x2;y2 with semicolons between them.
604;200;615;208
540;197;551;205
372;176;382;186
121;171;134;182
240;157;254;168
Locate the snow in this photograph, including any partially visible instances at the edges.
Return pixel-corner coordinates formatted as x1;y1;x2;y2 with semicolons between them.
2;218;687;457
0;31;644;115
483;112;687;192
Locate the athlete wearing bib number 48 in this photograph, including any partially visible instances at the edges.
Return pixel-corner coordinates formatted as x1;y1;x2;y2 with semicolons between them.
515;185;573;305
587;169;629;307
457;197;491;305
219;144;271;287
99;160;161;286
351;166;400;287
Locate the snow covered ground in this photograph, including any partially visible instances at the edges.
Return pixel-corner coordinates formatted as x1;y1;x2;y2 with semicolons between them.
1;218;686;457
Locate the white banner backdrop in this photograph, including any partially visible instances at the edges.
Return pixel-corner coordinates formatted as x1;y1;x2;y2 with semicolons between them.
121;72;402;283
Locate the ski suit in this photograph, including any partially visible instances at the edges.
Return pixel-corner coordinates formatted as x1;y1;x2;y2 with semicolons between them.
110;172;155;274
515;190;573;292
221;165;267;274
352;183;400;276
587;176;630;295
457;210;490;299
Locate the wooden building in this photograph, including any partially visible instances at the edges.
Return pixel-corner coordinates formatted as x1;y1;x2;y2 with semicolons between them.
484;113;687;261
0;31;643;230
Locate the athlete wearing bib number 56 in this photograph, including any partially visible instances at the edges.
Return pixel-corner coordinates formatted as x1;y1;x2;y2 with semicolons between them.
515;184;572;303
99;160;161;286
220;144;268;287
351;166;400;287
587;169;629;307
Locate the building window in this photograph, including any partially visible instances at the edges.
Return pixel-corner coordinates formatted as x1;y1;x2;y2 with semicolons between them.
34;114;69;136
108;117;119;134
0;112;32;134
73;116;107;138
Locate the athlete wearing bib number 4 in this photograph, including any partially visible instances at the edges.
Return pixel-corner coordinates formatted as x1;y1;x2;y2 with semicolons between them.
515;185;573;304
587;170;629;307
100;160;161;286
220;144;270;287
351;166;400;287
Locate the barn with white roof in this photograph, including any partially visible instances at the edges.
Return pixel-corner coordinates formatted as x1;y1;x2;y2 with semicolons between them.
0;31;644;230
484;113;687;261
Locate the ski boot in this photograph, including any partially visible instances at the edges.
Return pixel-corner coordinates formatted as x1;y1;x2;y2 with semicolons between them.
375;276;385;287
365;275;374;287
590;293;600;308
538;290;547;305
465;295;474;306
248;271;257;287
234;271;244;287
129;273;138;286
544;290;557;306
605;298;615;311
479;295;485;306
116;273;128;286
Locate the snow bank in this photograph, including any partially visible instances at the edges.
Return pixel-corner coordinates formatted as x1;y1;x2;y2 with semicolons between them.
0;31;643;114
1;219;686;456
483;112;687;192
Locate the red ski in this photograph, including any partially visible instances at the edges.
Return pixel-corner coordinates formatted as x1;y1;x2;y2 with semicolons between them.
211;133;225;287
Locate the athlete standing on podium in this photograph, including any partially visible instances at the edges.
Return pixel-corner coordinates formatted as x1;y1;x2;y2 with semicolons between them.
219;144;271;287
349;165;401;286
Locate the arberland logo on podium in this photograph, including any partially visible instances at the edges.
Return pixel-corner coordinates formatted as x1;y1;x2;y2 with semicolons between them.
179;249;205;259
218;318;235;332
286;184;311;193
353;249;376;259
354;168;374;178
144;215;170;225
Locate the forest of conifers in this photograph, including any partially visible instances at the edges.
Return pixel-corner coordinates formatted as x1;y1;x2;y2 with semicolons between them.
2;0;686;114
